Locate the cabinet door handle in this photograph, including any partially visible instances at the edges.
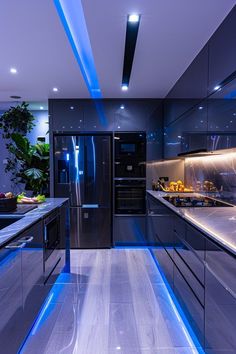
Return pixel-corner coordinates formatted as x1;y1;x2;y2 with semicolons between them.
5;242;26;249
205;263;236;300
18;236;34;243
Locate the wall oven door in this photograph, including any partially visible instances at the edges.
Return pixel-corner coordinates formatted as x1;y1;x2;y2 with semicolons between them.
44;211;61;280
115;180;146;215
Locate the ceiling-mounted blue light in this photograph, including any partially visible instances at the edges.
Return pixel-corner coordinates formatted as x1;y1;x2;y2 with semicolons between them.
54;0;102;99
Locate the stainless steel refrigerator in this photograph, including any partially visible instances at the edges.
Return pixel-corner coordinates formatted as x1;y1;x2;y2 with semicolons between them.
54;134;112;248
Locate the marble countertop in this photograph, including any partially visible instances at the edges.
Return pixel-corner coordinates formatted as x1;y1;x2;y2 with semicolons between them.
147;190;236;256
0;198;68;248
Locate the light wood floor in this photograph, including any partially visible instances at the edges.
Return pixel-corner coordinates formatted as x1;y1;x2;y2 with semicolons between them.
21;249;200;354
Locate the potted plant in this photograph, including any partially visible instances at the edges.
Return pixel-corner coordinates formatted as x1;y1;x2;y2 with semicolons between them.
9;133;50;195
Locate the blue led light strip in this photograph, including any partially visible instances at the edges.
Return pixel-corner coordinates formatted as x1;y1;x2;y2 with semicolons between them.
54;0;101;99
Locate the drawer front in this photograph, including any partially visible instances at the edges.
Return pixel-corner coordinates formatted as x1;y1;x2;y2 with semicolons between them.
174;266;205;347
205;267;236;352
174;215;186;238
152;247;174;287
175;231;205;285
174;249;204;306
205;239;236;297
185;224;205;262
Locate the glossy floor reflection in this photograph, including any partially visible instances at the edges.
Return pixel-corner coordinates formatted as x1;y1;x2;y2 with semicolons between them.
21;249;202;354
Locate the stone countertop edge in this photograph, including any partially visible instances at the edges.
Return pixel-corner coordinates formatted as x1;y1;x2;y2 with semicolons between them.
0;198;69;248
147;190;236;256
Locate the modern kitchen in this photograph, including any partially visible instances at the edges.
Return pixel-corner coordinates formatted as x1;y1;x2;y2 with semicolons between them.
0;1;236;353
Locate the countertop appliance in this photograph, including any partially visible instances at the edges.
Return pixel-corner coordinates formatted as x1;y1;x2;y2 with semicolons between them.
54;134;112;248
163;195;233;207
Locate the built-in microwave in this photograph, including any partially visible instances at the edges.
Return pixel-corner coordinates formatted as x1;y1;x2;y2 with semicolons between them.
114;132;146;178
115;132;146;160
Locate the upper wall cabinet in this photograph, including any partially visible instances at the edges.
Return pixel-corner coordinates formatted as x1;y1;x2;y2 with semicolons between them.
207;77;236;150
112;100;158;132
166;45;208;121
83;100;114;131
146;101;163;161
164;103;207;158
208;7;236;93
49;99;84;131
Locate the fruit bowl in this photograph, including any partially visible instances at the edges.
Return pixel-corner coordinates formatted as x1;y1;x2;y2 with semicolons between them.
0;196;17;212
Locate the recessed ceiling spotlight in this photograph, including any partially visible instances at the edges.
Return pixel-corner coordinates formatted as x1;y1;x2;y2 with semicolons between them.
120;105;125;109
40;106;44;110
121;84;128;91
233;113;236;116
198;106;203;110
10;95;21;99
10;67;17;74
214;85;221;91
53;87;58;92
70;106;74;110
128;14;140;23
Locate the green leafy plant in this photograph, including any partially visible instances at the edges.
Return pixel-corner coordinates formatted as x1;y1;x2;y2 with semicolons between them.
0;102;35;139
9;133;50;195
0;102;36;187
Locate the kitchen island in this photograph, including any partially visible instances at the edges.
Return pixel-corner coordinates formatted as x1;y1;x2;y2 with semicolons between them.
0;198;69;354
147;190;236;353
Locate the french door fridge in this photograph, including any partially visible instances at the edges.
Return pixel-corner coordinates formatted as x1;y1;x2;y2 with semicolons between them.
54;134;112;248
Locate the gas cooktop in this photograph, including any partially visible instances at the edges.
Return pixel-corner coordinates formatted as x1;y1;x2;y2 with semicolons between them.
163;195;233;208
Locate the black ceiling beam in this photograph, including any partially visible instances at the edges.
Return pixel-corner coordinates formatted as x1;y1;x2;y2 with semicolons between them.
122;16;140;87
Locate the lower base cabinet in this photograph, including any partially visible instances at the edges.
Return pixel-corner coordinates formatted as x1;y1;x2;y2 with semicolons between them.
0;234;24;354
113;216;146;245
0;203;68;353
148;194;236;352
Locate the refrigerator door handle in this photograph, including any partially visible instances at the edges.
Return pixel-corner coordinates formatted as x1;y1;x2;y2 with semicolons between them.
81;204;99;208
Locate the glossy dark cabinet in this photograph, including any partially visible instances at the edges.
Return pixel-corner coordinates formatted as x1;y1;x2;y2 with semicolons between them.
113;216;146;245
0;234;24;354
21;221;45;336
0;204;68;352
147;194;236;352
208;7;236;91
164;6;236;157
205;239;236;353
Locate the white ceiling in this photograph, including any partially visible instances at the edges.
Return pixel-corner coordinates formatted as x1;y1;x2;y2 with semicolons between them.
0;0;235;106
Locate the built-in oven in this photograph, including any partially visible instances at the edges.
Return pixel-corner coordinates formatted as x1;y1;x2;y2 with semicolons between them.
114;132;146;178
115;179;146;215
44;210;61;280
